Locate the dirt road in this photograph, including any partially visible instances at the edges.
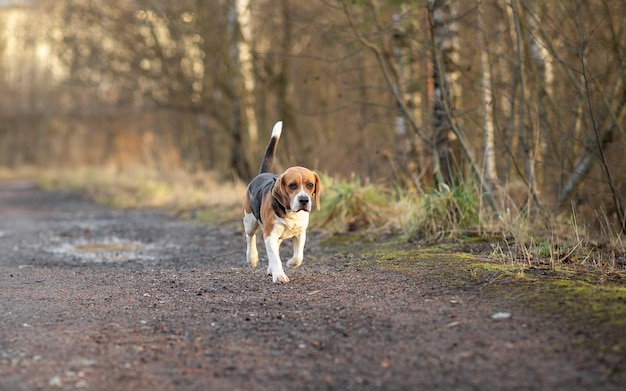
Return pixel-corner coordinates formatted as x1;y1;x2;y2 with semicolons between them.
0;181;622;390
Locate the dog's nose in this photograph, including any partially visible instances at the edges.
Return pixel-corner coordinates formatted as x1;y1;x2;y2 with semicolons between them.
298;197;310;205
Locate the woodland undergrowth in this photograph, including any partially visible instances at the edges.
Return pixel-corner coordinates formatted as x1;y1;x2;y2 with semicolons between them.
23;166;626;276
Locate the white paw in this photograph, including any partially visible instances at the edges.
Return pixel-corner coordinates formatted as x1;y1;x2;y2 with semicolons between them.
249;255;258;268
272;272;290;284
287;257;302;269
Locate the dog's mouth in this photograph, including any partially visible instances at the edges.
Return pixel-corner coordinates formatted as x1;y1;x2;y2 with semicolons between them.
292;196;312;213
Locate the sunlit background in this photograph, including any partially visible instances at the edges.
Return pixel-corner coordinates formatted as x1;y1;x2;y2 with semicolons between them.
0;0;624;232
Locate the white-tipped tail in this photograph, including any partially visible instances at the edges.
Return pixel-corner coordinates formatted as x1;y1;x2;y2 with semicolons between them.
271;121;283;138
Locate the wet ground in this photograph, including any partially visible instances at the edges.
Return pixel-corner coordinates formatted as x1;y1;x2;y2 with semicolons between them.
0;181;624;390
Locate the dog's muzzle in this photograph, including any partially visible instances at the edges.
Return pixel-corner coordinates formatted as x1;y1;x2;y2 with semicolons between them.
294;195;312;212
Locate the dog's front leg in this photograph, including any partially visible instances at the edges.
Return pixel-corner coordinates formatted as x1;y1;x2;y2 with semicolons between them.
264;235;289;283
287;231;306;269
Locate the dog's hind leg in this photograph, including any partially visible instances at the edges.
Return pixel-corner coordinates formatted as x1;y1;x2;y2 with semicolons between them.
243;212;259;268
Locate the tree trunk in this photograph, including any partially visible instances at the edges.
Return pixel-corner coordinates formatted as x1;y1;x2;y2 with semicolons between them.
477;0;497;193
507;0;540;212
227;0;254;180
236;0;258;148
276;0;298;163
428;0;460;186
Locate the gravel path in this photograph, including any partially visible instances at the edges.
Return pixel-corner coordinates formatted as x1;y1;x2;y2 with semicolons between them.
0;181;622;390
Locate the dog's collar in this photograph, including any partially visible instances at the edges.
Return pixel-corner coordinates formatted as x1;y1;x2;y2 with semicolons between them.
272;196;287;218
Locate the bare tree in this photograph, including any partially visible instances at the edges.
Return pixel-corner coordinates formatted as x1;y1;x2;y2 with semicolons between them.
427;0;460;186
506;0;541;213
227;0;254;179
477;0;497;193
338;0;429;186
559;1;625;232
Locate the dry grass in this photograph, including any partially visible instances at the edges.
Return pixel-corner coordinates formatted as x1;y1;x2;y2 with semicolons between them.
311;175;396;233
312;175;624;274
483;197;625;274
36;165;246;213
0;166;40;180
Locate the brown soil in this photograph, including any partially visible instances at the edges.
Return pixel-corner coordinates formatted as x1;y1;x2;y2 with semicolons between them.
0;181;624;390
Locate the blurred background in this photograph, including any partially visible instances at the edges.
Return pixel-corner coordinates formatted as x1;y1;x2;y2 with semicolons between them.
0;0;624;232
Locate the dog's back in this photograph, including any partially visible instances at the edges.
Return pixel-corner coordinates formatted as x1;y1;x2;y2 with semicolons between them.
247;121;283;223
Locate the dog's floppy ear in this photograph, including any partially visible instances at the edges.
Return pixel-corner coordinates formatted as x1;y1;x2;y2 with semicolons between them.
313;172;321;211
272;174;291;210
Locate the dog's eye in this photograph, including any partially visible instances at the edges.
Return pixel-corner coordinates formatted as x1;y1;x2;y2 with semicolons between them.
288;183;298;190
306;183;314;189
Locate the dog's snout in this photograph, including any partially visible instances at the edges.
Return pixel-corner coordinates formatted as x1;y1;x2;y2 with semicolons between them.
298;197;310;205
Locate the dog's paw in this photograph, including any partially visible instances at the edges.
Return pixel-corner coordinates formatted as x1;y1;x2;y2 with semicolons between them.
272;272;290;284
287;257;302;269
249;256;258;268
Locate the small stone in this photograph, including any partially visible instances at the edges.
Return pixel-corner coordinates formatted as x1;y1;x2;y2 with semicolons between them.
491;312;511;320
49;376;63;388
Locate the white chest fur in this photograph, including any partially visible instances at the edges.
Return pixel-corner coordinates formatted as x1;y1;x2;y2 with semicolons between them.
274;210;309;240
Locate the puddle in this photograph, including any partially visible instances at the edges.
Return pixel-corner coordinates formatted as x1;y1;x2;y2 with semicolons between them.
49;238;155;263
73;242;137;254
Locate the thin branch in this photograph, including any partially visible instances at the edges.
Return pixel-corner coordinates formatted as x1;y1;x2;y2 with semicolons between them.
574;2;625;232
426;2;498;214
338;0;428;144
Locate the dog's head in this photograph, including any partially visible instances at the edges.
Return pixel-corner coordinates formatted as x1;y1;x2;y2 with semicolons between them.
272;166;321;213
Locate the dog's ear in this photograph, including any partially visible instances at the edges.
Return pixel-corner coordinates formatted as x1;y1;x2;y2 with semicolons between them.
313;172;321;211
272;174;291;209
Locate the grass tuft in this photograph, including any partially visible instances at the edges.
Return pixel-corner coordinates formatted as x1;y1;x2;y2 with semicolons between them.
403;182;480;240
311;175;394;233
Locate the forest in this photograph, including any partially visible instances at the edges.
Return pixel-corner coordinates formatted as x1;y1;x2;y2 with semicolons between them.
1;0;625;239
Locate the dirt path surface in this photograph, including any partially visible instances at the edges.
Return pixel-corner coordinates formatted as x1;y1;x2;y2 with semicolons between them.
0;181;622;390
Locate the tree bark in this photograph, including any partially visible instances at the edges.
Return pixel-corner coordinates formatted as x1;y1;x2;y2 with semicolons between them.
428;0;460;186
477;0;497;193
276;0;298;162
507;0;540;212
227;0;255;180
236;0;258;148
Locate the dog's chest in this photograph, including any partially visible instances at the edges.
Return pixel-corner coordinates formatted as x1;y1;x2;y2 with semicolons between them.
275;210;309;239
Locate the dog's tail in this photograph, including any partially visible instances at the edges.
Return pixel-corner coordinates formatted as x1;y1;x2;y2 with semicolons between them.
259;121;282;174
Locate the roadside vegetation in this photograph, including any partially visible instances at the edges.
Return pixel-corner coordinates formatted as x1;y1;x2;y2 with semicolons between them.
34;165;625;276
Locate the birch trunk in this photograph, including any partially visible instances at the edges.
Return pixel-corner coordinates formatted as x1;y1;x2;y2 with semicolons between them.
526;8;553;202
477;0;497;192
235;0;258;147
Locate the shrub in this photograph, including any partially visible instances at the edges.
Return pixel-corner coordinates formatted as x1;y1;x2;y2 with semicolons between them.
403;183;480;240
312;176;392;233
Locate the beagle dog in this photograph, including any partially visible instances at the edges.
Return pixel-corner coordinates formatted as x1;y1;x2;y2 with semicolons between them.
243;121;321;283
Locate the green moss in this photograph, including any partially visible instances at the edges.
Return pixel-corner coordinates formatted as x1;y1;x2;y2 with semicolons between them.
321;236;626;355
319;233;367;247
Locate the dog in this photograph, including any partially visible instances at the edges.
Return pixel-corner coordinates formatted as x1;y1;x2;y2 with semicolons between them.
243;121;321;283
